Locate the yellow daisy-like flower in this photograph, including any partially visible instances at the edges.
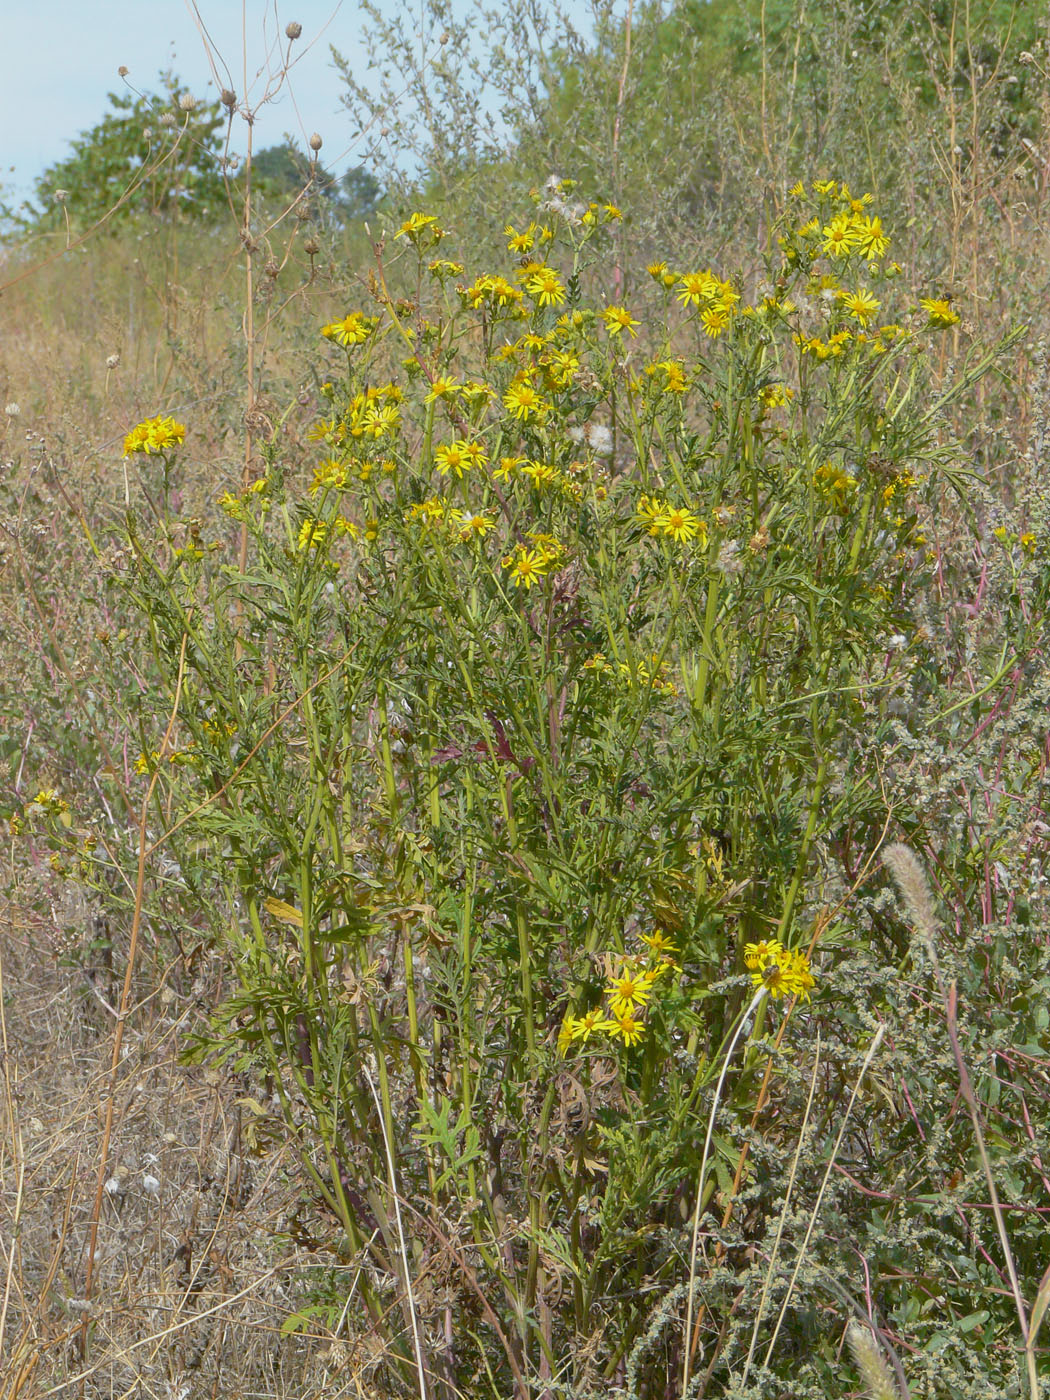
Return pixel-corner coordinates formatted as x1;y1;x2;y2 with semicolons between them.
604;1006;645;1047
321;312;377;347
433;439;485;478
606;967;655;1017
424;375;463;403
570;1007;607;1043
466;274;523;310
396;211;444;243
700;306;730;338
656;506;705;544
123;414;186;457
677;269;719;307
821;214;860;258
525;267;567;308
636;495;670;534
505;547;548;589
503;379;548;421
309;458;349;495
839;287;881;326
494;455;526;482
505;222;536;253
640;929;679;957
854;215;889;260
602;305;640;338
748;944;816;1001
743;938;783;970
361;402;400;438
297;517;328;551
919;297;960;328
459;512;495;540
646;360;687;394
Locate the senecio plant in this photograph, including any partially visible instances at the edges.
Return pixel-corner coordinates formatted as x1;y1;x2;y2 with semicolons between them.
35;179;1017;1396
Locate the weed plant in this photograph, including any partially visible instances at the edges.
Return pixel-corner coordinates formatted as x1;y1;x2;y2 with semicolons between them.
11;172;1049;1397
4;5;1050;1398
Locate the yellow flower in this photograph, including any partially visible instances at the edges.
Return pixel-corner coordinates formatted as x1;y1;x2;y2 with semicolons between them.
123;414;186;457
494;455;525;482
839;287;881;326
646;360;687;394
677;269;719;307
602;305;640;337
504;547;550;588
821;214;860;258
310;458;349;494
435;439;485;478
297;517;328;551
700;306;730;338
424;375;463;403
854;215;889;260
396;211;444;242
606;966;655;1017
744;938;783;970
570;1007;607;1043
503;379;548;420
655;505;705;544
459;512;495;540
466;274;523;309
919;297;960;328
604;1006;645;1047
321;312;377;347
361;402;400;438
525;267;567;307
505;221;536;253
640;929;679;957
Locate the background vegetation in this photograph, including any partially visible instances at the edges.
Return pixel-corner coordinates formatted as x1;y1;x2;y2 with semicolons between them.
1;1;1049;1397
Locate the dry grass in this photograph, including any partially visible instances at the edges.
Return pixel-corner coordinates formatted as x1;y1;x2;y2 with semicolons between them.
0;886;387;1400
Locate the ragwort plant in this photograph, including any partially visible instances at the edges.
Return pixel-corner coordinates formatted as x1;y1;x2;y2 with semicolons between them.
26;179;1021;1396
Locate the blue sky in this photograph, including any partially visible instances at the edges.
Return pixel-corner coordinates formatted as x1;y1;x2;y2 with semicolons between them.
1;1;395;202
2;0;603;208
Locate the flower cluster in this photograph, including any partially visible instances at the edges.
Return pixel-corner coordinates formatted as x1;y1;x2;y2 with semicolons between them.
743;939;816;1001
559;933;681;1053
123;414;186;457
637;495;708;546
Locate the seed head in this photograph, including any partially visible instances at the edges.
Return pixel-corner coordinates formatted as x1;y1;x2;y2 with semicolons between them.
118;65;129;77
285;20;302;39
159;112;177;129
309;132;323;152
221;88;237;110
178;93;197;112
846;1321;907;1400
4;403;21;418
106;353;121;370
